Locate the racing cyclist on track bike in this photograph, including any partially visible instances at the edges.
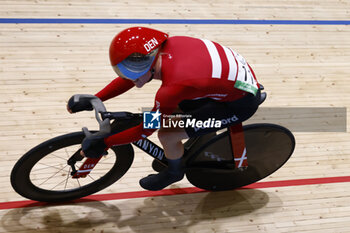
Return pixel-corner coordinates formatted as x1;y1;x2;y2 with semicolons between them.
67;27;261;191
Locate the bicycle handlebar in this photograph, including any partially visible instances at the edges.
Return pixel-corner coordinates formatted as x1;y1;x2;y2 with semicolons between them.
71;94;111;138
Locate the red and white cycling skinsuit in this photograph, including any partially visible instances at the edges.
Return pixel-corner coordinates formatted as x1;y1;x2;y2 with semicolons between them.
95;36;259;148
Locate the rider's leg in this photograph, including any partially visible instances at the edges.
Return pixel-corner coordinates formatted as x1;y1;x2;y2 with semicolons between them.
139;119;189;191
140;104;189;190
157;126;188;159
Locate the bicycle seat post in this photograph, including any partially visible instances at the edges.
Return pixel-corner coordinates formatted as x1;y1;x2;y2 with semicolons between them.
229;123;248;169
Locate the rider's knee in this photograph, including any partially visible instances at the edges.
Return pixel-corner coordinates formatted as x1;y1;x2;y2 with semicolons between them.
157;128;172;144
158;128;184;144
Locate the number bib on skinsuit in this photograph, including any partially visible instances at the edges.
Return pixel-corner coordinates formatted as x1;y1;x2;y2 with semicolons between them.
233;52;259;96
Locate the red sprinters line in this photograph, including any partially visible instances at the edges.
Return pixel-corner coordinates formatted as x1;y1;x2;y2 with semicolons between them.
1;176;350;210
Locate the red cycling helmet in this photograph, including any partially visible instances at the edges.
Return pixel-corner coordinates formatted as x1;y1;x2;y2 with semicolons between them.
109;27;168;81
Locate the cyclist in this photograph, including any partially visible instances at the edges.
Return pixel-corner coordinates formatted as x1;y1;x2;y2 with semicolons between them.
67;26;261;191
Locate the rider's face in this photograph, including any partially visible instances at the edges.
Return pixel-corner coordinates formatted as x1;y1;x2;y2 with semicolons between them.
133;71;152;88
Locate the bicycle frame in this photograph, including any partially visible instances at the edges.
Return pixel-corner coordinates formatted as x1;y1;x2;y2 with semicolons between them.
71;122;248;178
132;138;167;164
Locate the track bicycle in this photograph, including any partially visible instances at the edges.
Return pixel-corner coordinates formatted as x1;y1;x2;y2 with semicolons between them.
11;87;295;202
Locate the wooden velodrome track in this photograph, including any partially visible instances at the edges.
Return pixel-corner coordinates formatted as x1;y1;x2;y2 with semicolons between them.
1;0;350;232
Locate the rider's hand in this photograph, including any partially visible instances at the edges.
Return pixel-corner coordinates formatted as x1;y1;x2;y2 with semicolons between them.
67;95;93;113
81;136;108;158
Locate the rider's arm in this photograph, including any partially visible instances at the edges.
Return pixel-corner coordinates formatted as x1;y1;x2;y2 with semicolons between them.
95;77;135;102
103;85;185;148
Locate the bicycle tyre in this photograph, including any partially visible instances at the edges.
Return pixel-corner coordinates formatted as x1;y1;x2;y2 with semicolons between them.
11;131;134;202
185;123;295;191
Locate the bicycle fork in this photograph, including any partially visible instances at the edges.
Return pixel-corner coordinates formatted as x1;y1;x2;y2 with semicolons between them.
67;149;101;178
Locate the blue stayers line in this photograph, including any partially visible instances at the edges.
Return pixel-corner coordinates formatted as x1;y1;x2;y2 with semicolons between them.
0;18;349;25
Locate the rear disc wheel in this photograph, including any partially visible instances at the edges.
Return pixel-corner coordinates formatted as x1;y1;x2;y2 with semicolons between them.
185;124;295;191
